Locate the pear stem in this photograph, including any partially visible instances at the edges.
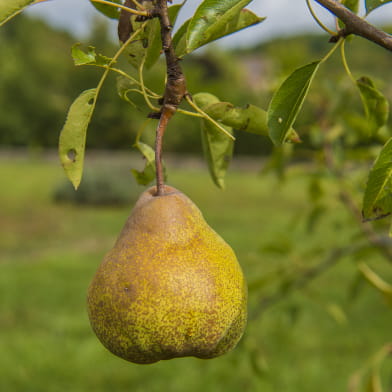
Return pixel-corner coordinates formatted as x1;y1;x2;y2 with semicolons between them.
155;108;173;196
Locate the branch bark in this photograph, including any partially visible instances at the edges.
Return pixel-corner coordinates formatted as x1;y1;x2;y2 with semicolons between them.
152;0;187;196
314;0;392;51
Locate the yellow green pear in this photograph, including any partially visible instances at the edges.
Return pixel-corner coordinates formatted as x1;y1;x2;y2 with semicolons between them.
87;185;247;364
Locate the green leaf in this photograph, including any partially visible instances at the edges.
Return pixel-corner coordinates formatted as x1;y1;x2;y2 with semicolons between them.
365;0;392;14
362;137;392;220
90;0;121;19
71;44;113;67
268;61;320;145
357;76;389;136
0;0;35;25
184;0;263;56
205;102;300;142
201;118;234;189
116;76;138;109
192;92;221;109
59;89;97;190
342;0;359;13
131;142;157;186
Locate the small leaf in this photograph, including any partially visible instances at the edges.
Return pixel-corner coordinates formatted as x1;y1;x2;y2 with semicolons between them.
59;89;97;189
192;92;221;109
201;119;234;189
131;141;159;186
116;76;138;108
0;0;36;25
342;0;359;13
90;0;121;19
357;76;389;136
176;4;264;56
362;137;392;220
325;303;348;325
268;61;320;145
72;44;112;67
365;0;392;14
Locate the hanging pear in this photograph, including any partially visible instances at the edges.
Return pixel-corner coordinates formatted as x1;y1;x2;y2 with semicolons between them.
87;185;247;364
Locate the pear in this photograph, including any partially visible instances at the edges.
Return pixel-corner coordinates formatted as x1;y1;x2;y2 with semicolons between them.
87;185;247;364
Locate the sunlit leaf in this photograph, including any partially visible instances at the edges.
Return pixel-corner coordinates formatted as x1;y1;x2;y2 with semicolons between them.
59;89;97;190
357;76;389;136
268;61;320;145
184;0;263;55
0;0;35;25
90;0;121;19
71;44;113;67
365;0;392;14
362;137;392;220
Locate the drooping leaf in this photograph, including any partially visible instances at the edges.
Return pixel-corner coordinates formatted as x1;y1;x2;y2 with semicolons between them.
201;119;234;189
90;0;121;19
71;44;113;67
176;5;264;56
131;141;158;186
0;0;35;25
362;137;392;220
365;0;392;14
193;92;233;188
268;61;320;145
357;76;389;136
59;89;97;190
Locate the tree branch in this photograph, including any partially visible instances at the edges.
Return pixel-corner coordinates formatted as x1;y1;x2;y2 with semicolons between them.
314;0;392;51
152;0;187;196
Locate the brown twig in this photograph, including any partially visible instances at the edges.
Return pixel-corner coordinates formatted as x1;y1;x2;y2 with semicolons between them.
152;0;187;196
314;0;392;51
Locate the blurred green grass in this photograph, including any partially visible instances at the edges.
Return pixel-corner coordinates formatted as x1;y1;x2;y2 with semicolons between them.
0;153;391;392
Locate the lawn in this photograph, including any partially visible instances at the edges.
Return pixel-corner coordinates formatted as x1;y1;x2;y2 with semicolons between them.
0;152;391;392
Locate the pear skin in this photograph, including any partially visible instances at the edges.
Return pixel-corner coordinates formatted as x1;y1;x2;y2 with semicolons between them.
87;185;247;364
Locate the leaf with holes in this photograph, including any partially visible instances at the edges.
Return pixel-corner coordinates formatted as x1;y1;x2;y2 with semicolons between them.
175;4;264;56
90;0;121;19
0;0;35;25
363;137;392;221
72;44;113;67
268;61;320;145
357;76;389;136
365;0;392;14
59;89;97;190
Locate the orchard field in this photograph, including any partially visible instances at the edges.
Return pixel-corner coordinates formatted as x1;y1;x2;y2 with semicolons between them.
0;153;390;392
